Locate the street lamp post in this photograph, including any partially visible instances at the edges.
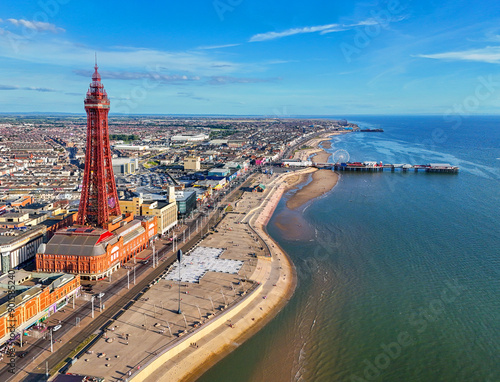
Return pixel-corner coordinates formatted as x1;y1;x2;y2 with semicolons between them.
177;249;182;314
196;304;202;320
151;239;155;268
50;329;53;353
221;288;227;306
209;296;215;313
91;296;95;318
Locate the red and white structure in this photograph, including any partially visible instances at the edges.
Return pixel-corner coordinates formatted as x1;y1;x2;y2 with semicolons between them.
77;61;121;227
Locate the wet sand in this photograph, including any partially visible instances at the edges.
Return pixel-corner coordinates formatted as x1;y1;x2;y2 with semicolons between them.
311;149;332;163
293;132;340;161
286;169;339;210
321;140;332;149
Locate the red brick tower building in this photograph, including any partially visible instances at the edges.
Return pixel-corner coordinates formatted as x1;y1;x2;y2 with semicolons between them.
77;61;121;227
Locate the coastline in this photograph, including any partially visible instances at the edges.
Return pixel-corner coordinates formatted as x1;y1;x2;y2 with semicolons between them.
182;169;320;381
127;136;340;382
293;132;340;161
179;167;339;382
286;169;339;210
132;169;314;382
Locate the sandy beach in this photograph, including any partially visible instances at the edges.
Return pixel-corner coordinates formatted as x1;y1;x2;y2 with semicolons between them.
293;132;340;161
286;169;339;210
311;149;332;163
155;168;332;382
124;170;318;382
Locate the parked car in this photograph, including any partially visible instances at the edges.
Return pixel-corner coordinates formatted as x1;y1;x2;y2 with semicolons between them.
52;324;62;332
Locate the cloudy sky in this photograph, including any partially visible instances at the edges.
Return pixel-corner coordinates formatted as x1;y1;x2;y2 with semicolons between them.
1;0;500;115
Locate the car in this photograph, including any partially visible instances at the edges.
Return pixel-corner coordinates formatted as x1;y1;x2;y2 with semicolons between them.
52;324;62;332
17;351;29;358
96;292;105;299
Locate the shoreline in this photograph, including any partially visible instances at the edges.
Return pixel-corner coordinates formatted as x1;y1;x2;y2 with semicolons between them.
286;169;339;210
293;132;341;161
175;150;340;381
130;169;315;382
180;166;339;382
179;171;307;382
126;137;339;382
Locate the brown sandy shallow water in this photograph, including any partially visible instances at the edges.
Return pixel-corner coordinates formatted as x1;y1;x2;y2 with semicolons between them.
286;169;339;210
321;140;332;149
273;209;314;241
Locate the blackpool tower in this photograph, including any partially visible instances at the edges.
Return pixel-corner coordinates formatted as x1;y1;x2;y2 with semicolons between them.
77;61;121;227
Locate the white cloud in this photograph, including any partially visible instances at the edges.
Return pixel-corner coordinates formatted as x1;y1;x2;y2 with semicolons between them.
250;23;341;42
319;26;348;35
208;76;280;85
0;35;241;76
417;46;500;64
0;84;56;92
250;16;408;42
74;69;201;83
197;43;241;50
7;18;65;33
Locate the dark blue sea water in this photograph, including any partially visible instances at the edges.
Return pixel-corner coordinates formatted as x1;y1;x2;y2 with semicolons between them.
197;116;500;382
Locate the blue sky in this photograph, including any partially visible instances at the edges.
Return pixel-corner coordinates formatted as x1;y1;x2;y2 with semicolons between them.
1;0;500;115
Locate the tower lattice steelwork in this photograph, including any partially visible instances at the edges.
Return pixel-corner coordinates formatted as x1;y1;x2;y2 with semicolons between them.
77;61;121;227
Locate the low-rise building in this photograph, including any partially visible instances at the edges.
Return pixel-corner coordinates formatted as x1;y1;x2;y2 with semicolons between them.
119;195;177;236
175;190;197;217
36;214;157;280
0;225;45;272
0;271;80;345
5;195;33;208
171;134;208;143
112;157;139;175
0;212;47;229
183;156;201;171
208;168;230;177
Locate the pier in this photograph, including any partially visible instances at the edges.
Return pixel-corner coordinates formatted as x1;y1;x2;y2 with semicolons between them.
317;162;459;173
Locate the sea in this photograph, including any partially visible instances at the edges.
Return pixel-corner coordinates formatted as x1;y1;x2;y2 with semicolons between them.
197;115;500;382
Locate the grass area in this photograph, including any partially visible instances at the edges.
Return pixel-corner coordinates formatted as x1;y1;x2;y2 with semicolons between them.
143;160;159;169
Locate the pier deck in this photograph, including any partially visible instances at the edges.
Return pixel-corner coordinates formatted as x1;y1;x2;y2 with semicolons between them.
312;162;459;173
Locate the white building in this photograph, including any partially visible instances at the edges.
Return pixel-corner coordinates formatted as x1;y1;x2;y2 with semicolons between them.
112;157;139;175
0;226;45;272
114;144;149;151
171;134;208;143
